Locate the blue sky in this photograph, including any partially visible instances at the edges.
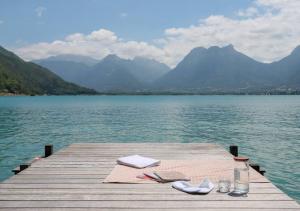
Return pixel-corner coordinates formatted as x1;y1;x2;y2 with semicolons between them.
1;0;299;67
0;0;252;47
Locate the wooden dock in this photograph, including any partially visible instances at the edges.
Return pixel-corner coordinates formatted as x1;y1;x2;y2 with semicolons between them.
0;143;299;210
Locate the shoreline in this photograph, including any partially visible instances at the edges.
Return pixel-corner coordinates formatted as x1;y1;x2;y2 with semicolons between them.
1;93;300;96
0;93;27;96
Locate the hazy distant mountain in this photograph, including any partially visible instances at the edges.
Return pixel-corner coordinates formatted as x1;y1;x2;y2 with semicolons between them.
155;45;300;93
35;54;100;66
269;46;300;89
129;57;170;83
34;60;92;85
80;54;143;92
0;46;96;95
36;54;170;92
155;45;266;91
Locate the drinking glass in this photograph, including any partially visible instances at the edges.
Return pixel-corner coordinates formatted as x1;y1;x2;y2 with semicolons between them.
218;178;231;193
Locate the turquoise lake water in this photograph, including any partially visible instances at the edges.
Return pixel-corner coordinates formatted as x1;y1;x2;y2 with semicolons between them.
0;95;299;202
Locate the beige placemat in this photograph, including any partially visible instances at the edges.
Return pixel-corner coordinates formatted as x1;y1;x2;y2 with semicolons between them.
103;160;266;184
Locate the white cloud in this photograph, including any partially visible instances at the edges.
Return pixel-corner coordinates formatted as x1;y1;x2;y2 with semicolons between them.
15;0;300;67
86;29;117;42
160;0;300;66
35;6;46;17
15;29;166;64
237;7;259;17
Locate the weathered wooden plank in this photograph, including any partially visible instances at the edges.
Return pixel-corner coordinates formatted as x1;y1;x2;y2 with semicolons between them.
1;209;298;211
2;178;107;184
30;165;114;168
57;147;227;151
0;193;293;201
61;148;225;151
52;153;229;157
0;200;299;209
0;188;285;195
30;161;117;166
60;149;226;152
48;154;230;158
6;174;104;179
68;145;222;150
45;156;231;162
58;149;227;153
13;173;268;184
2;179;272;185
17;167;113;171
17;172;109;175
69;143;219;147
0;182;278;189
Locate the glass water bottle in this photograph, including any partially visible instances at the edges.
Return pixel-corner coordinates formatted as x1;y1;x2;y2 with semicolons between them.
233;157;249;195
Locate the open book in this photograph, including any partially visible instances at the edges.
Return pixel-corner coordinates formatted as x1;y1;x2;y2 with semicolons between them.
117;155;160;169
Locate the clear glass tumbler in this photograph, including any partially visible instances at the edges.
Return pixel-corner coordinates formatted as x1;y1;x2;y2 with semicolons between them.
218;178;231;193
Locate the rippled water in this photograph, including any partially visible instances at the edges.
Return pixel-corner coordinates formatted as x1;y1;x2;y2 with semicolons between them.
0;95;299;202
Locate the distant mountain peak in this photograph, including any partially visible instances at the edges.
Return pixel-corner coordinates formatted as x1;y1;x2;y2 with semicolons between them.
224;44;234;49
187;44;236;56
34;54;100;66
207;46;220;50
189;47;207;54
102;54;123;62
207;44;235;51
291;45;300;55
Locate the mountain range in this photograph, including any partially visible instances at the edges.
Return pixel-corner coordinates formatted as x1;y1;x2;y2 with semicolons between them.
34;54;170;92
155;45;300;93
35;44;300;94
0;46;96;95
1;44;300;95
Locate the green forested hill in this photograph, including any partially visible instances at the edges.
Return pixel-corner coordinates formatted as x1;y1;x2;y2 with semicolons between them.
0;46;97;95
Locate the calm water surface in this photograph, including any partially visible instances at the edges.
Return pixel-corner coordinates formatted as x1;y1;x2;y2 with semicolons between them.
0;95;299;202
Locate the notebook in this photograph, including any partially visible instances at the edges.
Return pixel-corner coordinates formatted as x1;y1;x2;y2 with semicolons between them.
117;155;160;169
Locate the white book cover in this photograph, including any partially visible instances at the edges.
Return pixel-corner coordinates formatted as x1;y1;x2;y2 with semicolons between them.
117;155;160;169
